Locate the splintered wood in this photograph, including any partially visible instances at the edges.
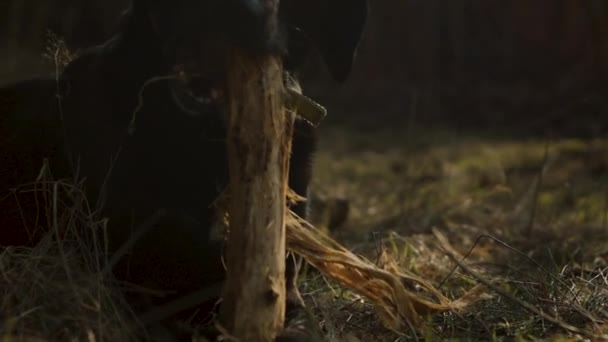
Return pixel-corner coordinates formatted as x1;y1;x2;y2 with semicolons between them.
219;1;486;338
219;49;292;341
286;213;491;334
218;51;487;341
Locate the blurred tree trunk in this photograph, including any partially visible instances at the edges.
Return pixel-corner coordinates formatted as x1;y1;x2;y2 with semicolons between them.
587;0;608;79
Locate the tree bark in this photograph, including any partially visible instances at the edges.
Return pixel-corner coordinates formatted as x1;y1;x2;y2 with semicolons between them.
219;1;291;340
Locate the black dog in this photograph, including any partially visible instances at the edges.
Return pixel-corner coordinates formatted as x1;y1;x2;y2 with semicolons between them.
1;0;367;339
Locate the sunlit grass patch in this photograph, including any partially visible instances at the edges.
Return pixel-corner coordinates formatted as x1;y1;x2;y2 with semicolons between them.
307;123;608;340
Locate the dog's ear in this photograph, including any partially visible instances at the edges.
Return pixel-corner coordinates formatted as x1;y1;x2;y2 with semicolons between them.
282;0;368;82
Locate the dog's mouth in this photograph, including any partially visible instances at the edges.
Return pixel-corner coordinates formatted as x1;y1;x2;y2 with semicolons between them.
170;62;226;115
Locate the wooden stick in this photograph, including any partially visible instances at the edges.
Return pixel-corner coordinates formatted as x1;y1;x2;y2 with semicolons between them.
219;2;292;339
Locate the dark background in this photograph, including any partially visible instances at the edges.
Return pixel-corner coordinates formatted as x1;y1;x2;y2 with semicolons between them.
2;0;608;137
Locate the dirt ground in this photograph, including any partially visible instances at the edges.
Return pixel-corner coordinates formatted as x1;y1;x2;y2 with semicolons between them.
302;118;608;341
0;113;607;341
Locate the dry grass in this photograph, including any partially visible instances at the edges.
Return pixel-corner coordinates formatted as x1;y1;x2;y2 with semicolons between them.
2;123;608;341
303;122;608;341
0;164;138;341
287;211;489;336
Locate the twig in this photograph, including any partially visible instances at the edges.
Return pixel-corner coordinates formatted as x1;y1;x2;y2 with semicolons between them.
433;230;588;337
138;282;224;326
525;139;550;235
102;209;167;276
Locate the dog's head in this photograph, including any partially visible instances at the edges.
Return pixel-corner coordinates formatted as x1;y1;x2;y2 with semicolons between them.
130;0;367;110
